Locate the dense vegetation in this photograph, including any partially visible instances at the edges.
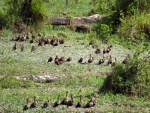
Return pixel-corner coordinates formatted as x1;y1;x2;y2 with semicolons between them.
0;0;150;112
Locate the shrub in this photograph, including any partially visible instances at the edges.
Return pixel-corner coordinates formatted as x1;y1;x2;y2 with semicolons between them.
100;51;150;97
0;0;49;31
94;23;112;43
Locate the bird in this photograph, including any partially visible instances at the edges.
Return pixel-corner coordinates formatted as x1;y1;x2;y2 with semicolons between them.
98;56;105;65
67;94;74;107
83;96;95;108
78;58;83;63
95;48;101;54
55;55;59;61
103;48;106;54
111;58;117;66
31;46;36;52
30;39;34;43
93;93;99;106
122;54;130;64
30;96;37;108
59;38;64;44
66;57;72;62
88;54;94;63
53;95;61;107
38;40;43;46
23;98;30;111
76;95;83;108
55;58;60;65
60;91;69;105
13;43;17;51
42;98;50;108
59;57;65;62
48;57;53;62
107;55;112;66
20;44;24;52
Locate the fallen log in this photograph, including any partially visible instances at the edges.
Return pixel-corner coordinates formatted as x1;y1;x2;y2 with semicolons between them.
49;14;106;25
75;25;91;32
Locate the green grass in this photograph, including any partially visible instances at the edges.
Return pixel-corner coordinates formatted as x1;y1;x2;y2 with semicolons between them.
0;0;150;112
0;29;150;112
48;0;92;17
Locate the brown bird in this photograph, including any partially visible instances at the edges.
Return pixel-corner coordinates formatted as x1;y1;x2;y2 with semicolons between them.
106;46;111;53
67;94;74;107
42;98;50;108
83;96;95;108
88;54;94;63
122;54;130;64
30;96;37;109
111;58;117;66
66;57;72;62
95;48;101;54
60;91;69;105
53;95;61;107
30;39;34;44
13;43;17;51
93;93;99;106
31;46;36;52
59;57;65;62
38;40;43;46
48;57;53;62
78;58;83;63
59;38;64;44
98;56;105;65
107;55;112;66
55;55;59;61
55;58;60;65
23;98;30;111
103;48;106;54
20;44;24;52
76;95;83;108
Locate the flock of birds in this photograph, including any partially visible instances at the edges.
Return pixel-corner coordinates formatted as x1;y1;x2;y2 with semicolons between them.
23;91;99;111
11;32;129;111
11;32;129;66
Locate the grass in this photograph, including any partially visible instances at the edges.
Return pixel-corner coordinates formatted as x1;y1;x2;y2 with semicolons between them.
0;0;150;112
0;28;150;112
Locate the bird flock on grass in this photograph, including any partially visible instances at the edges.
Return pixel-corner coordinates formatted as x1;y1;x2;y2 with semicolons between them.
23;91;99;111
12;32;132;66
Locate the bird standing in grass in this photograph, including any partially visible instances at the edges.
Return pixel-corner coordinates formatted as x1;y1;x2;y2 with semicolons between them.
88;54;94;63
53;95;61;107
13;43;17;51
23;98;30;111
20;44;24;52
31;46;36;52
98;55;105;65
61;91;69;105
83;96;95;108
67;94;74;107
76;95;83;108
30;96;37;109
66;57;72;62
48;57;53;62
78;58;83;63
42;98;50;108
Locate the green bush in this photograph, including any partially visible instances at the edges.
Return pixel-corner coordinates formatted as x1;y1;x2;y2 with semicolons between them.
100;52;150;97
117;13;150;39
0;0;49;31
94;23;112;43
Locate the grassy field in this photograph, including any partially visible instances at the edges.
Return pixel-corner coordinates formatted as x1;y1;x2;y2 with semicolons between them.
0;0;150;113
